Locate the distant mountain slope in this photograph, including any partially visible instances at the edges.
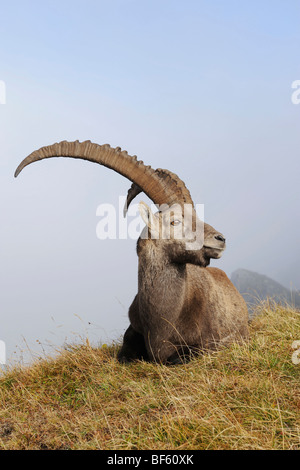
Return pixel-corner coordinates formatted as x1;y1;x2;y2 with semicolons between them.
231;269;300;315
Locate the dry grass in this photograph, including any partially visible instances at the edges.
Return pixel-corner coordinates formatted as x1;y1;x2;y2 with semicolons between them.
0;301;299;450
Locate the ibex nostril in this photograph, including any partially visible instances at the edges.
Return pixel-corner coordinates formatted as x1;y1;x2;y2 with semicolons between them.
215;234;226;243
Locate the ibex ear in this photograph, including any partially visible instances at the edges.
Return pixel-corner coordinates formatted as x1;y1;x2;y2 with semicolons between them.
139;201;159;237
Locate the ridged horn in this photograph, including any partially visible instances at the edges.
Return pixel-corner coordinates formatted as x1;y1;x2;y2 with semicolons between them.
14;140;192;210
123;168;194;216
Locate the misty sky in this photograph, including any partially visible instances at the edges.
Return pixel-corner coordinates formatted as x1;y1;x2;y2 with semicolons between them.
0;0;299;364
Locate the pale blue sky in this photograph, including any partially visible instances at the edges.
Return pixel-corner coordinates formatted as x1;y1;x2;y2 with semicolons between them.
0;0;299;363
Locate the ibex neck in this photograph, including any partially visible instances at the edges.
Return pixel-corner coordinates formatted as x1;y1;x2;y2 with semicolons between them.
138;242;185;278
137;244;186;320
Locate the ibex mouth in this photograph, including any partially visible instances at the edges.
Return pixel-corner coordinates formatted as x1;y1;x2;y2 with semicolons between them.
203;245;225;251
203;245;225;260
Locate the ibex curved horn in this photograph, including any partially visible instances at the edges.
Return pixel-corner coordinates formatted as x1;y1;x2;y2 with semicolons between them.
15;140;193;211
123;168;194;216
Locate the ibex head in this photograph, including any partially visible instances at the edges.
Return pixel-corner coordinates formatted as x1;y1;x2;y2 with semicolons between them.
15;140;225;264
137;201;225;267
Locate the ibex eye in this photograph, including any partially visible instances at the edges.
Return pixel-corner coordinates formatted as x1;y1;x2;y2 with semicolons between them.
171;220;181;226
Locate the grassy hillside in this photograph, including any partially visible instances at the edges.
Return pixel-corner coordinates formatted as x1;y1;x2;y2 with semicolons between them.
0;302;299;450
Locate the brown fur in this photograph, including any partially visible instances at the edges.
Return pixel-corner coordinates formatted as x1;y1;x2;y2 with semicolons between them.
118;208;249;364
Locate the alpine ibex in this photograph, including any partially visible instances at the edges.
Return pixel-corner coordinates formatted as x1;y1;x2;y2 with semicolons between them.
15;140;249;364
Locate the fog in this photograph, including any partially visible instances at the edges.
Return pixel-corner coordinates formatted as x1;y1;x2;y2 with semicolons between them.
0;0;299;364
